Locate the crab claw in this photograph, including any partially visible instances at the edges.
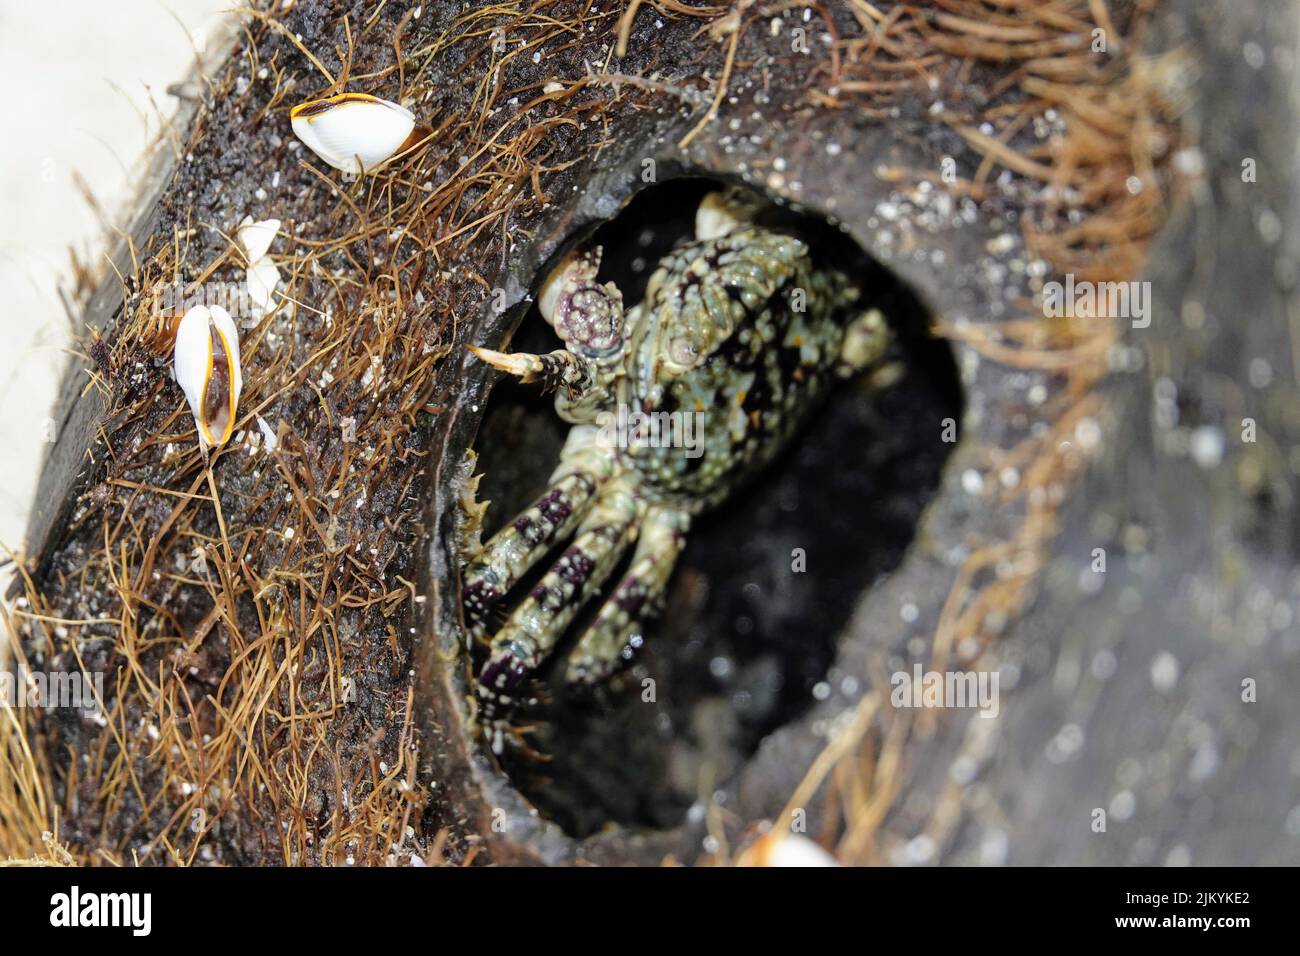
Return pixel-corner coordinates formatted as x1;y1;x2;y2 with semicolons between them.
468;343;594;396
538;247;602;324
467;345;544;381
537;247;625;358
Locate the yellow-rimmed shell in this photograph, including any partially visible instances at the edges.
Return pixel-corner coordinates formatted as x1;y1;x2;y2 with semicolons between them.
289;92;429;174
173;305;242;449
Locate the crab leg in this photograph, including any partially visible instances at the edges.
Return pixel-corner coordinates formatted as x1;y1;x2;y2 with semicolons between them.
564;507;690;686
477;478;642;716
462;426;612;620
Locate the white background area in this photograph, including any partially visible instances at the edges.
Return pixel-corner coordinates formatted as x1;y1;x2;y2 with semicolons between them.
0;1;229;560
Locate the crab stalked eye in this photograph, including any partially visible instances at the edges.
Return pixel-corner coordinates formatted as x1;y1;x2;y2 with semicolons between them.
289;92;430;175
173;305;243;449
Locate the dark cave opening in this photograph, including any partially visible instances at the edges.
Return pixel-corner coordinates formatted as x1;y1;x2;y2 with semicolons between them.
464;177;963;838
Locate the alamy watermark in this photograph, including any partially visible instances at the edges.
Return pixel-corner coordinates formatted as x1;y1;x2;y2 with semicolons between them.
0;669;104;717
890;664;1000;718
1043;273;1151;328
50;886;151;936
147;279;256;323
596;404;705;459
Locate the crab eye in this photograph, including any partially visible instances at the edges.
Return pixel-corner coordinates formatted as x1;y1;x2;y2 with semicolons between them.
668;335;699;365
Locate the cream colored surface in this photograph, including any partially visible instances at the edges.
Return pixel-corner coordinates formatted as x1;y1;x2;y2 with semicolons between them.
0;1;228;559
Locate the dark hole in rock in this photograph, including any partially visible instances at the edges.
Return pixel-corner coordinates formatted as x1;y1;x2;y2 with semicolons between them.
466;177;962;838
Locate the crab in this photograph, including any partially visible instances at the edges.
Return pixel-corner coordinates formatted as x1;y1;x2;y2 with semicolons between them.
462;188;892;727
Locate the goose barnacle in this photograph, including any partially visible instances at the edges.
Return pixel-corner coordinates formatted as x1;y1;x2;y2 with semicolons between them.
246;258;281;318
236;216;280;263
237;216;282;320
173;304;242;450
289;92;429;175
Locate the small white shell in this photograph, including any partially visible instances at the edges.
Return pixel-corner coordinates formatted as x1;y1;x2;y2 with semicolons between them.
237;216;280;262
173;305;242;449
246;259;281;317
290;93;423;174
256;415;279;453
737;832;840;867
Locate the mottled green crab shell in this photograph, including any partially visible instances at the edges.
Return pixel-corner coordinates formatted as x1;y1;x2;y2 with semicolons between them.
616;224;862;512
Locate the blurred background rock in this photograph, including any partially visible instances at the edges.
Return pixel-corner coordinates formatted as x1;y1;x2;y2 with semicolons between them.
0;0;226;563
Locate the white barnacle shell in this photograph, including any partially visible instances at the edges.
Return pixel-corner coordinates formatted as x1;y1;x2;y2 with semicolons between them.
738;832;840;867
236;216;280;263
290;93;426;175
246;258;281;317
173;305;243;449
